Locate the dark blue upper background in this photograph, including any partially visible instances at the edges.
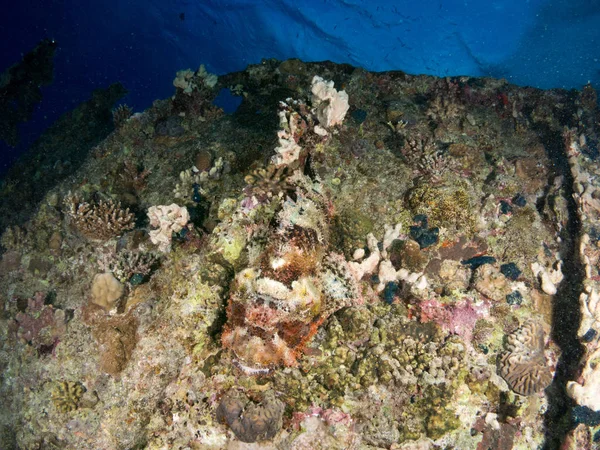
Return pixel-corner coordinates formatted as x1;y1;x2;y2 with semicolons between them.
1;0;599;173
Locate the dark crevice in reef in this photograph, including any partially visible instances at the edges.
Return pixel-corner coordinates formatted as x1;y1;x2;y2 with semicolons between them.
534;123;585;450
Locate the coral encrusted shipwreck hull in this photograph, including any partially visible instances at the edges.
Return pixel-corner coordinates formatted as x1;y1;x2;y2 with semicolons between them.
0;60;598;449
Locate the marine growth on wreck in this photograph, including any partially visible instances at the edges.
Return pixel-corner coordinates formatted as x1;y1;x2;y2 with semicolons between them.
0;56;598;450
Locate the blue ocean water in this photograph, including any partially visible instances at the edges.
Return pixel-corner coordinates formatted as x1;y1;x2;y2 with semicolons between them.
0;0;599;174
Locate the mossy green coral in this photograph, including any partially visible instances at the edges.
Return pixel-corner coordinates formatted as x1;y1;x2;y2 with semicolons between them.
501;206;544;262
332;208;374;257
406;182;475;233
213;224;247;265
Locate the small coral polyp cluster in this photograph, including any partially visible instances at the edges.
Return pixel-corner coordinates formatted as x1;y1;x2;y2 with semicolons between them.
222;178;358;371
51;381;85;413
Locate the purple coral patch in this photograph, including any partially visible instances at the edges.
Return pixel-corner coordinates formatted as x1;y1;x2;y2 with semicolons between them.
15;292;66;355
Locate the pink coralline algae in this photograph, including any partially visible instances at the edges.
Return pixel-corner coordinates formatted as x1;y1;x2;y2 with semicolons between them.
15;292;66;354
291;406;353;431
418;297;484;342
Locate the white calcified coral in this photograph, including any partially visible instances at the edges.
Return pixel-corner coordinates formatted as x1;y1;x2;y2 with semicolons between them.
173;64;217;94
580;288;600;337
382;223;402;258
565;128;600;411
348;232;381;281
271;109;303;166
173;69;194;93
310;75;349;128
567;131;600;218
567;345;600;411
197;64;218;88
348;224;428;292
531;261;563;295
272;76;350;164
147;204;190;253
173;156;227;203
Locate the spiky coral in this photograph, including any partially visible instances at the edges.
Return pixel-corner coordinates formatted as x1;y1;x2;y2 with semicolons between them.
99;249;159;284
63;192;135;240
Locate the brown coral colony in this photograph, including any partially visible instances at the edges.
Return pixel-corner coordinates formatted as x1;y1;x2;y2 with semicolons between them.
497;320;553;396
64;192;135;240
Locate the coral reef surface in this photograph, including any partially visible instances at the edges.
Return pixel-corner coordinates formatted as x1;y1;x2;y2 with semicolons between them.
0;59;597;449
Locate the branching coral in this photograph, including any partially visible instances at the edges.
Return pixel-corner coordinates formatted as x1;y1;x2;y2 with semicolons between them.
99;249;159;284
63;192;135;240
271;105;305;166
173;156;228;203
243;164;295;204
348;223;428;293
271;80;339;166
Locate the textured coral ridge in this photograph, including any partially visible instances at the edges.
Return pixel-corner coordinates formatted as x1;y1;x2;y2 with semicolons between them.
498;320;553;396
0;58;597;449
222;178;358;371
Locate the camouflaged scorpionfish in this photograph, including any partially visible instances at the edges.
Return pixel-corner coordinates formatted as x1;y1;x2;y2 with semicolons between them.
221;177;360;374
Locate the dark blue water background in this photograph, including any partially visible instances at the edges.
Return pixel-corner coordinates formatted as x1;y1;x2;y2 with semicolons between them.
1;0;599;175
